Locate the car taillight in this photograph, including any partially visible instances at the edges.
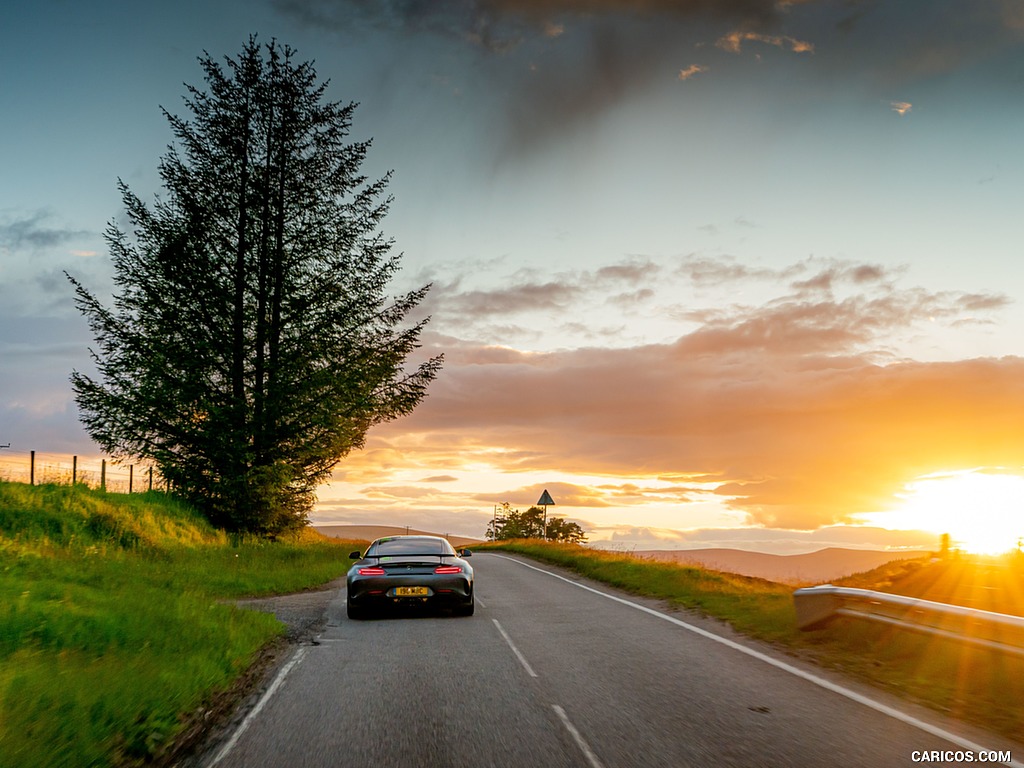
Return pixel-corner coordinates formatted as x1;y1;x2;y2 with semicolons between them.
358;566;386;576
434;565;462;574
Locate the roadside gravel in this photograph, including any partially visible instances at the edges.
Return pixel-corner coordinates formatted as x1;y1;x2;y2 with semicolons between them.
235;576;346;643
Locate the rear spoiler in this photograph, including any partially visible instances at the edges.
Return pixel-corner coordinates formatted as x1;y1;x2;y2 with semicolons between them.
350;549;471;559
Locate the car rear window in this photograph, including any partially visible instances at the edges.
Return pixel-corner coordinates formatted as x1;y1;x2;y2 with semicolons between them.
371;538;455;556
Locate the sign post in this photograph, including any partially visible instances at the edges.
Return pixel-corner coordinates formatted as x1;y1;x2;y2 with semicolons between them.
537;489;556;539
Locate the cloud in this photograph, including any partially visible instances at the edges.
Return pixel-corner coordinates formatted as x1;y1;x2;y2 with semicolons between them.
273;0;799;154
475;481;615;508
0;210;91;252
715;30;814;54
890;100;912;115
421;256;666;335
341;254;1018;532
275;0;1024;159
276;0;785;41
419;474;460;483
312;502;493;536
678;64;709;81
375;345;1024;530
434;279;584;318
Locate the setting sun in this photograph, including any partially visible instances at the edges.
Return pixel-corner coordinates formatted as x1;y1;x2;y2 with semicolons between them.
860;470;1024;555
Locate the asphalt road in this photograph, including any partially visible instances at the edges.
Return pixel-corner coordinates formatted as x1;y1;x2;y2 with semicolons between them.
202;553;1022;768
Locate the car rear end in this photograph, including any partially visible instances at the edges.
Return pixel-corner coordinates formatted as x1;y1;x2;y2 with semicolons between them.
346;536;474;618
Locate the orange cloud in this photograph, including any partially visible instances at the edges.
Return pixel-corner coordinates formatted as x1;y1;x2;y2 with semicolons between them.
716;30;815;55
369;346;1024;530
329;255;1017;533
678;64;708;81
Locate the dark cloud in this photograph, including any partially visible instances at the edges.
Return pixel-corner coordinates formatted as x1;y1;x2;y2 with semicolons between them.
439;279;584;317
275;0;1023;155
818;0;1024;87
272;0;792;153
0;210;91;252
423;256;665;327
275;0;783;43
427;254;1008;357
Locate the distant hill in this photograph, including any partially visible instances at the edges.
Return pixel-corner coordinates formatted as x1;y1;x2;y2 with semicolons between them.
314;524;483;549
635;547;930;585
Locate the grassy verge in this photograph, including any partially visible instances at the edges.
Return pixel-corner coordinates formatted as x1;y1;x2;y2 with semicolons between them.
0;480;362;768
481;540;1024;743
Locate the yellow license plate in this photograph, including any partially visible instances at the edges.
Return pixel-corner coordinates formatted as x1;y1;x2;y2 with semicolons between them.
394;587;429;597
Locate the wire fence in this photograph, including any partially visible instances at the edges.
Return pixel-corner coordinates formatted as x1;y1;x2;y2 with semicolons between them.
0;449;165;494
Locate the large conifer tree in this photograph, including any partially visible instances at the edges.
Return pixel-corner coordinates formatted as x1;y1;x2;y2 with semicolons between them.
67;38;441;534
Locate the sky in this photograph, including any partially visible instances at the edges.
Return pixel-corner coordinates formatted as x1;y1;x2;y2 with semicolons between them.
4;0;1024;554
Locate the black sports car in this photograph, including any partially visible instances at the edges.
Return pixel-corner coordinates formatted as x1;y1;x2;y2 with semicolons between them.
346;535;475;619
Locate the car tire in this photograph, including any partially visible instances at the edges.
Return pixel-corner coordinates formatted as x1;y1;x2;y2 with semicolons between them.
454;593;475;617
347;599;369;620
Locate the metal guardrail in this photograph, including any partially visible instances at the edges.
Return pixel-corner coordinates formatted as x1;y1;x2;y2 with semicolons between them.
793;585;1024;658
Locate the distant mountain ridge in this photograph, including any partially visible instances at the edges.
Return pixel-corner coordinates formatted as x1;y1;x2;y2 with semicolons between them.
634;547;930;585
314;525;927;584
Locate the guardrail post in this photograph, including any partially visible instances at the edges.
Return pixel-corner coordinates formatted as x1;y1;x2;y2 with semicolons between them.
100;460;106;491
30;450;35;486
73;455;77;485
148;466;153;492
129;465;133;494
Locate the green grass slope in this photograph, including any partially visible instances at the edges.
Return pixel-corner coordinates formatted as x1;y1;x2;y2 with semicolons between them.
0;480;361;768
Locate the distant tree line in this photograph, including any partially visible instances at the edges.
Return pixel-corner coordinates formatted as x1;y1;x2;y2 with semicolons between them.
486;506;587;544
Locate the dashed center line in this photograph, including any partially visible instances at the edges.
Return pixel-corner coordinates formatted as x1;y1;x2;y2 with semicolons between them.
553;705;606;768
492;618;538;678
491;618;604;767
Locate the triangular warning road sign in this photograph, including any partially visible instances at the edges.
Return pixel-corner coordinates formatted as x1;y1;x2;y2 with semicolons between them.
537;489;555;506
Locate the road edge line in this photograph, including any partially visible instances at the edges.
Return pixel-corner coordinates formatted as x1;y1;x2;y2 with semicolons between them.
206;645;308;767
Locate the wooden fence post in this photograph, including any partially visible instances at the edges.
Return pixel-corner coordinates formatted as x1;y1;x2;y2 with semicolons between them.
73;455;77;485
100;459;106;491
129;465;133;494
30;451;35;486
148;466;153;492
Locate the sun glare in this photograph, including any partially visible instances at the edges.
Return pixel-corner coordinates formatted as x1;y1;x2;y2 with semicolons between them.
862;470;1024;555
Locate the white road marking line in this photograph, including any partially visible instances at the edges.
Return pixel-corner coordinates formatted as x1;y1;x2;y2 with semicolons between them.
492;618;538;678
492;554;1023;767
553;705;606;768
207;646;308;767
476;595;487;608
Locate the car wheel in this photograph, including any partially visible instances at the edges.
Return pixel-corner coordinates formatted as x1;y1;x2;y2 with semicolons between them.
454;593;475;617
347;599;369;620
